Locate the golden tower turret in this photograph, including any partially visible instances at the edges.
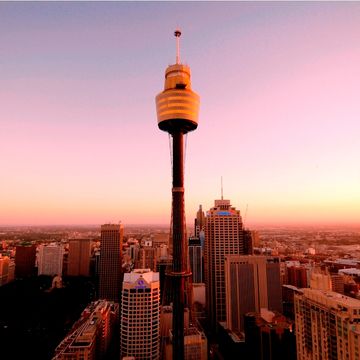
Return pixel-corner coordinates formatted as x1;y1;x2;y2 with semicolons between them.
156;29;200;134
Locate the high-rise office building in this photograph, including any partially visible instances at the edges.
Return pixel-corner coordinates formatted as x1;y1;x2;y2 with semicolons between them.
224;255;282;332
15;244;36;278
204;198;247;331
194;205;205;238
38;243;64;276
295;288;360;360
68;239;91;276
188;236;203;283
99;223;124;302
120;269;160;360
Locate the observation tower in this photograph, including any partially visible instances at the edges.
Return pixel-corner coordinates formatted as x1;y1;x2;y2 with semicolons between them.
155;29;200;360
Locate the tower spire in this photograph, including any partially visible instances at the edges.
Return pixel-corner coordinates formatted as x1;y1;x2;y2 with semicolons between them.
174;28;181;64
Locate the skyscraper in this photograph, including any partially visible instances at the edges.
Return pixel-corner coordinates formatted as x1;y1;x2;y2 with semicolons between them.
295;288;360;360
38;243;64;276
155;29;200;359
15;244;36;278
120;269;160;360
204;198;246;331
194;205;205;238
224;255;282;332
99;223;123;302
68;239;91;276
188;236;203;283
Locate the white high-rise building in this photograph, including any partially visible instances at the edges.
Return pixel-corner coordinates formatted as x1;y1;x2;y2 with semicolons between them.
120;269;160;360
295;288;360;360
38;243;64;276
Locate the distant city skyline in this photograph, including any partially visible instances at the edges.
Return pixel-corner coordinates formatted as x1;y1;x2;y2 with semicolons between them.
1;2;360;226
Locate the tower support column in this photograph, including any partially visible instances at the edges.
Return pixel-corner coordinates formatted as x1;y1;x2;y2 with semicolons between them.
171;130;186;360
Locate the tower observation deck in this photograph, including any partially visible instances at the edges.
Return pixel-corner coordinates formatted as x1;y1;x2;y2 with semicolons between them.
155;30;200;360
156;30;200;134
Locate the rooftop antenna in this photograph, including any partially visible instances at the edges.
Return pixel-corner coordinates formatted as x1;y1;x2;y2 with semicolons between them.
221;176;223;200
174;28;181;64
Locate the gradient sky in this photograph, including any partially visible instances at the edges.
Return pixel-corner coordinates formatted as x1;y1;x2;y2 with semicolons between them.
1;2;360;226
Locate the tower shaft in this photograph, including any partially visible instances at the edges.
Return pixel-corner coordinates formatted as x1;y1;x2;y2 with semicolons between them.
170;130;186;360
155;30;200;360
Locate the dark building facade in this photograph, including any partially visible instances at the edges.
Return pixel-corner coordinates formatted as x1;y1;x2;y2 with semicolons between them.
15;244;36;278
98;224;123;302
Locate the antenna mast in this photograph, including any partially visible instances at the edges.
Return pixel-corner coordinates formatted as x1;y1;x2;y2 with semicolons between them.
221;176;223;200
174;29;181;64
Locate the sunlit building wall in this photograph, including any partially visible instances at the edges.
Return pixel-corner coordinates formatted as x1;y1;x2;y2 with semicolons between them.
0;255;10;286
38;243;64;276
120;269;160;360
295;288;360;360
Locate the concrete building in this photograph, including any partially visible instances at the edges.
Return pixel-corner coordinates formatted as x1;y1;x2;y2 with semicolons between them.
53;300;119;360
120;269;160;360
204;198;247;331
68;239;91;276
295;288;360;360
310;268;332;291
15;244;36;278
224;255;282;332
38;243;64;276
99;223;124;302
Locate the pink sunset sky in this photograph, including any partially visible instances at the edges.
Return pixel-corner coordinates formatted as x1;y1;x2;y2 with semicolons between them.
0;2;359;227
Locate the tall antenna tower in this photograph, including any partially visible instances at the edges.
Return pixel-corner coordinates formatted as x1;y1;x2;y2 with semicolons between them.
155;29;200;360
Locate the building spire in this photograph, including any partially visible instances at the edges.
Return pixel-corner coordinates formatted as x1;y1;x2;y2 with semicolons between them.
221;176;223;200
174;28;181;64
